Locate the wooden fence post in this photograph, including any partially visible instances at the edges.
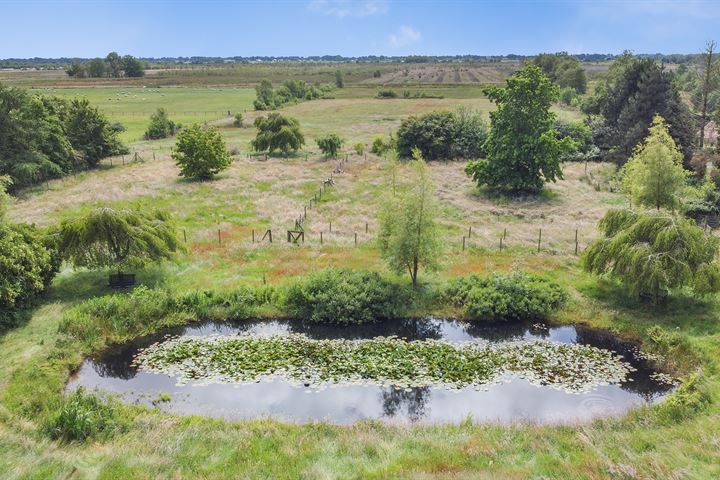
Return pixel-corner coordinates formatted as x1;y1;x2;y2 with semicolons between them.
462;236;466;251
183;229;187;243
468;226;472;238
537;228;542;253
574;229;579;255
354;232;357;245
365;222;368;233
500;235;503;251
320;231;323;244
218;229;221;244
252;229;255;243
329;221;332;233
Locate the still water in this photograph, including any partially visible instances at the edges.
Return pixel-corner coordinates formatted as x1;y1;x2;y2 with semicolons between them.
67;318;673;424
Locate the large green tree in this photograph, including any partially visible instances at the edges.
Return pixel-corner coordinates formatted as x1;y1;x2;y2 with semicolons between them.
378;149;442;286
620;115;690;210
316;133;344;159
465;64;572;193
58;207;181;276
585;55;695;164
251;113;305;155
172;124;231;180
583;209;720;303
64;98;127;167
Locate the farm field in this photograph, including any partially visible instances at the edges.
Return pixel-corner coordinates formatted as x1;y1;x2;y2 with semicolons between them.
2;58;720;479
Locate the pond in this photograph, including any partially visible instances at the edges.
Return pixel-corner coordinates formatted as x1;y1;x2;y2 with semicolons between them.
67;318;674;424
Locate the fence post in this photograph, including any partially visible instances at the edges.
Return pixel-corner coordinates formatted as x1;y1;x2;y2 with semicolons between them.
537;228;542;253
354;232;357;245
269;230;273;243
574;229;579;255
320;231;323;244
329;221;332;233
468;226;472;238
263;274;266;285
183;229;187;243
462;236;466;251
218;229;221;244
365;222;368;233
252;229;255;243
503;227;507;239
153;151;156;161
499;235;503;251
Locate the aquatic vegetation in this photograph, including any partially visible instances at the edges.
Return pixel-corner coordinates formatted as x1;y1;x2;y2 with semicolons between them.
135;334;633;394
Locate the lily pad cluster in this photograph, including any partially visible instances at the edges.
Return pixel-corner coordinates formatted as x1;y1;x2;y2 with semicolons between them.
134;334;634;394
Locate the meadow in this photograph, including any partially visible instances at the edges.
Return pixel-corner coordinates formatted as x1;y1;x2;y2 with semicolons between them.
2;65;719;479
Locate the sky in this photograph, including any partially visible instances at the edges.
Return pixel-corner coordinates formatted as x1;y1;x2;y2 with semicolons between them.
1;0;719;58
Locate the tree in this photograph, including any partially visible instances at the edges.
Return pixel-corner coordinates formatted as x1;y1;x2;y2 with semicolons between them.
465;64;572;193
122;55;145;77
396;108;487;160
254;80;276;110
144;108;177;140
451;106;487;159
620;115;690;210
316;133;344;158
582;209;720;303
696;41;719;148
58;207;181;277
335;70;344;88
233;112;243;127
105;52;122;78
65;61;86;78
64;98;127;167
531;53;587;93
172;124;231;180
378;149;442;286
251;113;305;156
87;58;106;78
585;56;695;164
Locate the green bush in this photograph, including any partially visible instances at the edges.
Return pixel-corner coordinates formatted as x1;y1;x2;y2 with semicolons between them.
60;285;277;347
44;388;128;443
284;268;408;324
444;272;567;321
144;108;177;140
376;89;398;99
371;135;393;155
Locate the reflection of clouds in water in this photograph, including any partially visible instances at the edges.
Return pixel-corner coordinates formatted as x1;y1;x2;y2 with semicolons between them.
73;318;674;424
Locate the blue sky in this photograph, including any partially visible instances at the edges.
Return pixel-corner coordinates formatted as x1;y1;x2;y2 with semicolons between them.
1;0;718;58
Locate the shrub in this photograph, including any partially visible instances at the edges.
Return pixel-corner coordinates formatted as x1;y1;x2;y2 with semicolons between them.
284;268;408;324
144;108;177;140
251;113;305;156
44;388;128;443
172;124;231;180
0;223;59;317
396;108;487;160
353;142;365;156
444;272;567;321
316;133;344;158
233;112;243;127
371;135;393;155
376;89;398;99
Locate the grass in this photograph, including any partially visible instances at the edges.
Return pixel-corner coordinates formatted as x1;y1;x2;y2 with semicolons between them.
1;72;719;478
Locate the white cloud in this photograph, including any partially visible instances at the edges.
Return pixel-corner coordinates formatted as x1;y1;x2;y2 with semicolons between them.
308;0;388;18
388;25;421;49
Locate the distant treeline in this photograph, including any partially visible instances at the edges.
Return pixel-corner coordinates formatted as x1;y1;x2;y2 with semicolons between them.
0;52;705;69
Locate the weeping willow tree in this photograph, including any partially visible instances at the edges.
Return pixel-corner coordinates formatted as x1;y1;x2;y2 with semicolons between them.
582;209;720;303
58;207;182;277
378;149;442;286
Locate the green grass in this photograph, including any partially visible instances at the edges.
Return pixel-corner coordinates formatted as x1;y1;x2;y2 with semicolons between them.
1;71;718;478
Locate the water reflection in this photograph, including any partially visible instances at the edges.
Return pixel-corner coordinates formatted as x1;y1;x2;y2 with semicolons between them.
68;318;674;424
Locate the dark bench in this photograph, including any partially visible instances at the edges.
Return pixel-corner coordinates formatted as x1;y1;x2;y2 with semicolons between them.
108;273;136;288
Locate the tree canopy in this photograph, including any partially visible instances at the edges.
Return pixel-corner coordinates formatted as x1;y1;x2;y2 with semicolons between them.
316;133;344;158
584;55;695;164
378;149;442;286
58;207;181;273
620;115;690;210
582;208;720;303
144;108;178;140
0;85;126;190
465;64;572;193
172;124;231;180
251;113;305;155
530;53;587;94
396;108;487;160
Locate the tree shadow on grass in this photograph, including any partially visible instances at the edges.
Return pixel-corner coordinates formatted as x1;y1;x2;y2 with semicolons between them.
576;276;720;337
48;266;170;304
469;184;560;206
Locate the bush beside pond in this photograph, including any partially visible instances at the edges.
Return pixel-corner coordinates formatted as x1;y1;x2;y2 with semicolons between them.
444;272;567;322
43;388;128;443
284;269;409;324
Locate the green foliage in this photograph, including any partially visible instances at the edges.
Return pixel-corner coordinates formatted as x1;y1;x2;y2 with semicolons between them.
122;55;145;77
582;209;720;302
559;86;579;106
65;61;86;78
379;150;442;285
233;112;243;127
620;115;690;210
444;271;567;321
253;79;330;110
43;388;128;443
316;133;344;158
353;142;365;155
554;119;597;161
0;222;59;316
335;69;344;88
64;98;128;167
376;89;398;98
466;64;572;193
371;134;393;155
60;285;276;347
284;268;408;324
397;109;486;160
144;108;177;140
531;53;587;93
172;124;231;180
58;207;181;272
87;58;106;78
584;55;695;164
251;113;305;155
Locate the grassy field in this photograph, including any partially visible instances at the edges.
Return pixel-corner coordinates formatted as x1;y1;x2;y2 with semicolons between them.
2;74;719;479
